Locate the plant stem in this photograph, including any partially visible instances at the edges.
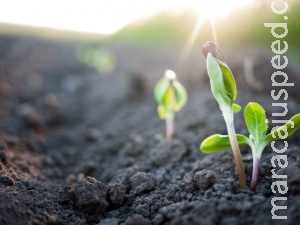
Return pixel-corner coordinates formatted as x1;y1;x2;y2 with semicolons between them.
166;113;174;140
225;112;247;189
250;156;260;191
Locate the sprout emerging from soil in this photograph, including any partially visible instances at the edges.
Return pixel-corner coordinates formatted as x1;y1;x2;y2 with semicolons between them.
201;102;300;191
154;70;187;140
200;41;246;189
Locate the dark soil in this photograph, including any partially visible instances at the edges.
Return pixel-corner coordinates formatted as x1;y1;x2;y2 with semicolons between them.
0;36;300;225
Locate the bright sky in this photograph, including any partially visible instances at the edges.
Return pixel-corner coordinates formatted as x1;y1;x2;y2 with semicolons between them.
0;0;255;35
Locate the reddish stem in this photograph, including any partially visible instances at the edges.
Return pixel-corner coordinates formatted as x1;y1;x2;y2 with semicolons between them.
166;114;174;140
250;157;260;191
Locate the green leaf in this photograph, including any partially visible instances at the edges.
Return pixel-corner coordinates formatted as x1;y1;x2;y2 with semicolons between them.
162;86;174;107
154;78;170;105
200;134;249;154
154;75;187;119
232;103;242;113
218;59;237;104
157;105;167;119
206;53;231;107
244;102;268;144
206;53;238;109
173;80;188;112
265;113;300;142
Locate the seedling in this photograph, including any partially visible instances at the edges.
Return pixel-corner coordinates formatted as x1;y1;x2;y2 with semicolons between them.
154;70;187;140
202;41;246;188
201;102;300;191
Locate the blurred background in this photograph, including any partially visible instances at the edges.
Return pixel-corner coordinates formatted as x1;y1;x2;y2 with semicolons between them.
1;0;299;55
0;0;299;100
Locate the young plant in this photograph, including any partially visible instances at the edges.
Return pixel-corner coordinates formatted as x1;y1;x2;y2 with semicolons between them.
202;41;246;188
200;102;300;191
154;70;187;140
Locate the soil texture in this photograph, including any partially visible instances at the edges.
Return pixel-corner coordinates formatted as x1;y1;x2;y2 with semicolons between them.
0;37;300;225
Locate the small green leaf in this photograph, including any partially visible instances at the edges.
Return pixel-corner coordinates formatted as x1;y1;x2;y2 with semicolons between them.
162;86;175;107
157;105;167;119
265;113;300;142
200;134;249;154
206;53;231;107
173;80;188;112
154;71;187;120
244;102;268;144
154;79;170;105
232;103;242;113
218;60;237;104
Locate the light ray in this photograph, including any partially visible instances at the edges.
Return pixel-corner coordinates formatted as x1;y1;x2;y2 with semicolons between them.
176;0;256;69
210;17;218;47
177;16;206;69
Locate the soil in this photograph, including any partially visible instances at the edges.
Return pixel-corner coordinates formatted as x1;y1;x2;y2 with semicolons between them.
0;36;300;225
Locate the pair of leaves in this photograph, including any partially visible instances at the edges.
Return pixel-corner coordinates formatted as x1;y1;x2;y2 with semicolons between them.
200;102;300;157
154;73;187;119
204;102;268;156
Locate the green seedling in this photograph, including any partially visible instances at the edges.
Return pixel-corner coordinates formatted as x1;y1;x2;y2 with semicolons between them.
78;47;115;74
201;102;300;191
201;41;246;188
154;70;187;140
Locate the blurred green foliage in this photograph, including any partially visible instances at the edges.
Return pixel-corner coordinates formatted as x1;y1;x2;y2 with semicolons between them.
78;47;116;74
219;0;300;48
0;0;298;53
108;0;300;50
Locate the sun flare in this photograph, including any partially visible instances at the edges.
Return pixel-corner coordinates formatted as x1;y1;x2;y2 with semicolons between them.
185;0;255;19
177;0;255;67
0;0;256;35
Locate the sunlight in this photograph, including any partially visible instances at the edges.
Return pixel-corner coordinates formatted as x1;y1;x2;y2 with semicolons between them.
0;0;255;35
210;18;218;45
177;0;255;67
177;16;206;68
0;0;173;35
185;0;255;19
